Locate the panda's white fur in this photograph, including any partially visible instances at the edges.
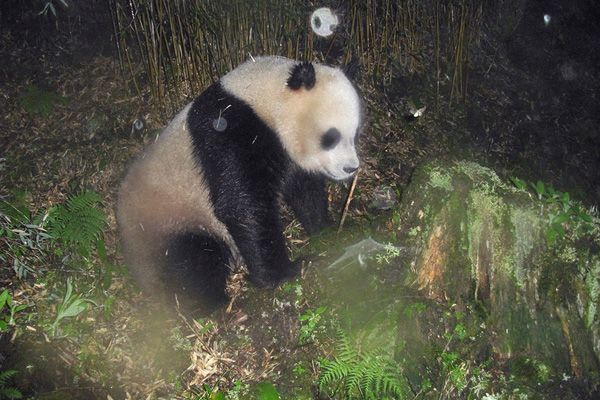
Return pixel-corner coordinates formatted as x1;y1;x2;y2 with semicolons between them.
221;56;361;180
117;56;361;313
117;104;239;295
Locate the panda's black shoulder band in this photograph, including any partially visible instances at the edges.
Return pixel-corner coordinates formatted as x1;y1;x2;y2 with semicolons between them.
287;61;316;90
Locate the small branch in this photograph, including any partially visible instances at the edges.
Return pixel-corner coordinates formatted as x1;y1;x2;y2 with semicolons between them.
337;169;360;234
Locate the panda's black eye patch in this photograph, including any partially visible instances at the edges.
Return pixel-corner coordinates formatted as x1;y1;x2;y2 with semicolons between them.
321;128;341;150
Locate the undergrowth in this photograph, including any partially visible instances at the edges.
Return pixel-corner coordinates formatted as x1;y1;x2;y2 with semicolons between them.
0;191;111;391
511;177;595;245
0;193;52;279
319;329;409;400
0;191;106;279
0;369;22;400
17;85;66;117
47;191;106;257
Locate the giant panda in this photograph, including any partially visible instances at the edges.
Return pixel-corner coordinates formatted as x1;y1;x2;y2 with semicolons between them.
116;56;361;313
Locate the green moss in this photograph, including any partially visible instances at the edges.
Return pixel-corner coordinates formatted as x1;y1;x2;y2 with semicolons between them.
408;226;420;237
452;161;511;191
466;187;507;280
512;357;551;384
401;159;600;384
509;207;542;287
558;246;579;264
427;167;453;191
584;259;600;329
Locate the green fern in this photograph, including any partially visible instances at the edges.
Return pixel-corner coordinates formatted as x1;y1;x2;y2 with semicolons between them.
0;369;22;399
319;330;409;400
48;191;106;257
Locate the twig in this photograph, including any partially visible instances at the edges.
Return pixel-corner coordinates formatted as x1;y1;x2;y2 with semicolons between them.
337;169;359;234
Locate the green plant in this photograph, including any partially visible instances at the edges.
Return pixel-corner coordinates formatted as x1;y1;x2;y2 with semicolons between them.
403;302;427;318
298;306;327;345
50;277;96;337
512;357;550;385
198;383;225;400
0;370;22;400
253;382;280;400
439;350;468;393
435;310;497;399
169;325;193;352
0;197;53;279
511;177;594;245
18;85;66;116
193;380;254;400
438;315;469;392
281;281;303;307
318;330;409;400
292;361;307;377
1;191;109;284
375;243;401;265
0;290;27;332
468;365;492;398
48;191;106;257
224;381;248;400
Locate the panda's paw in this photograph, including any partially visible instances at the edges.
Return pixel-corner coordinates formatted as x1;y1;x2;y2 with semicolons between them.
249;261;301;288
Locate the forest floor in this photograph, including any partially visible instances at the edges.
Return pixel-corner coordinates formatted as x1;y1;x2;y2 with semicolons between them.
1;7;600;399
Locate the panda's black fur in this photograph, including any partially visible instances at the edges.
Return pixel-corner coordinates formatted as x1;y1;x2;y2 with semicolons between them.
117;56;361;314
186;81;330;292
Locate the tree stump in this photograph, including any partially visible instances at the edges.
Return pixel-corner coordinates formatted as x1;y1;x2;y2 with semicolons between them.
401;160;600;381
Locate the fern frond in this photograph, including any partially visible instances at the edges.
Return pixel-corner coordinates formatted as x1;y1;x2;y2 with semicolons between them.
319;357;350;392
336;328;359;363
48;191;105;255
379;363;407;399
365;358;381;398
0;369;17;385
345;361;362;396
0;387;23;400
0;369;22;400
319;330;409;400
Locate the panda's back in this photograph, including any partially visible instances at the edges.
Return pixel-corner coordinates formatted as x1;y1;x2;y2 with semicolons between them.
116;102;233;291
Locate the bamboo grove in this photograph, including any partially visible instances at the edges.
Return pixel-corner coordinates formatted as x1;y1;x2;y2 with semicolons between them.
107;0;484;111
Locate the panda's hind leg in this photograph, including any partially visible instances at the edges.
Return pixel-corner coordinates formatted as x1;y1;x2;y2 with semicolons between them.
163;232;232;315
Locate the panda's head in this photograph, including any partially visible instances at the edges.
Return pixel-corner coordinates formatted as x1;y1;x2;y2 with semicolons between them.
282;61;361;181
221;57;362;181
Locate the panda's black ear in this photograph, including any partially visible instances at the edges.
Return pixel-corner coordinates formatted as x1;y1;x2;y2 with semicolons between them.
287;61;316;90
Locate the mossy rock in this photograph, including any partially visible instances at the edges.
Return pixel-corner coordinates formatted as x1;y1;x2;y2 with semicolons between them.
400;159;600;381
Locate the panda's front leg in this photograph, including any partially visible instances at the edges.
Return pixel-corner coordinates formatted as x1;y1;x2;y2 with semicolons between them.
224;201;300;288
282;168;332;235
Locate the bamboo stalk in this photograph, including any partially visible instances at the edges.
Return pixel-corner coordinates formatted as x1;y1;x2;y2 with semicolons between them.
108;0;483;111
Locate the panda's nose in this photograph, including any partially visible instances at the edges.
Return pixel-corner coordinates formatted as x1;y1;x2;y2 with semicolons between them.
343;166;358;174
